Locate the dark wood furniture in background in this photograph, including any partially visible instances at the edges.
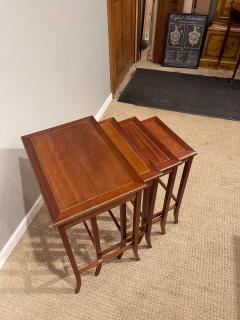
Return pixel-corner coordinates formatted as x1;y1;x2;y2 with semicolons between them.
152;0;184;64
218;4;240;80
200;0;240;70
118;117;181;235
142;117;197;226
22;116;145;293
231;4;240;79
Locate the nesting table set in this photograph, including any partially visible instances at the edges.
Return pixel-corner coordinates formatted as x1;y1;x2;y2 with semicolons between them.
22;116;196;293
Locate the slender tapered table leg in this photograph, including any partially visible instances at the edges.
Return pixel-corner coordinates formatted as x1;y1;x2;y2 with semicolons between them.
218;20;232;67
173;158;193;224
90;217;102;276
160;167;178;235
145;179;158;248
140;187;151;247
132;191;142;261
58;225;81;294
230;54;240;83
118;203;127;259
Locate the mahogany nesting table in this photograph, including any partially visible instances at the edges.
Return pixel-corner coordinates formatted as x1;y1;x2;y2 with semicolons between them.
142;117;196;226
117;117;181;237
22;116;145;293
100;118;161;248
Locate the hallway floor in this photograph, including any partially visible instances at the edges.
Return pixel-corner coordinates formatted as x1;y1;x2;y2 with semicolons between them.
116;56;240;99
0;95;239;319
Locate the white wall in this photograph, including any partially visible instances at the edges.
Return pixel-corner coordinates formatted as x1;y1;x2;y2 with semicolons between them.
0;1;111;252
183;0;193;13
183;0;211;14
195;0;211;15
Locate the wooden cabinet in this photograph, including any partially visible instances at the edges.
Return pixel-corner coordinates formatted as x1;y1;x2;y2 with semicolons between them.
215;0;238;21
200;0;240;70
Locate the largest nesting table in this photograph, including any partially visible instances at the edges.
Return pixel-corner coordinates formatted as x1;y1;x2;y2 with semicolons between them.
22;116;145;293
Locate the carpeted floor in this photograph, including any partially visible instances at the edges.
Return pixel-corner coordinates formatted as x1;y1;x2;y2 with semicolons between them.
0;101;240;320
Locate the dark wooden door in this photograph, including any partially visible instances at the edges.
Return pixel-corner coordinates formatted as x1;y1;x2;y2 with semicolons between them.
108;0;138;94
152;0;184;64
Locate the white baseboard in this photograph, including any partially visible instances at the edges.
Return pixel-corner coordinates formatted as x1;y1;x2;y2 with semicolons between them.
0;195;44;269
95;93;113;121
0;94;112;270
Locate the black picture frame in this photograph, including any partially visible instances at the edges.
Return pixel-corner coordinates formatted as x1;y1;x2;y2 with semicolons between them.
163;13;207;69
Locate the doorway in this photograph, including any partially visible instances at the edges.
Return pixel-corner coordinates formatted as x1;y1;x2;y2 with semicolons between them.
139;0;213;64
140;0;185;64
107;0;214;96
107;0;141;95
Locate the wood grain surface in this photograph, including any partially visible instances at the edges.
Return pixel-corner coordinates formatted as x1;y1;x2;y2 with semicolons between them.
22;116;145;226
142;116;196;161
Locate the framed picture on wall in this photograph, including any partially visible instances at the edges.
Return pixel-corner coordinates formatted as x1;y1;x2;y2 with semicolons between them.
163;13;207;68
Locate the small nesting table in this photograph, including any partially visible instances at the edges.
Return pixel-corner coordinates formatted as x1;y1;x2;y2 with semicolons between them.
142;117;196;226
118;117;181;237
22;116;145;293
100;118;161;248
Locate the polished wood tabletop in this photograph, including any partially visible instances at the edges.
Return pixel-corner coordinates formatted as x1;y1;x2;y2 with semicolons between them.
142;116;196;161
119;117;180;172
100;118;160;182
22;116;145;226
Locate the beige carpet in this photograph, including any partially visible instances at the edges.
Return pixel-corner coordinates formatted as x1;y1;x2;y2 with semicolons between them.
0;101;240;320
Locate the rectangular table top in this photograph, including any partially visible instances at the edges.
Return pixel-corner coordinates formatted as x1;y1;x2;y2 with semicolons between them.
119;117;180;172
100;118;160;182
22;116;145;226
142;117;196;161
